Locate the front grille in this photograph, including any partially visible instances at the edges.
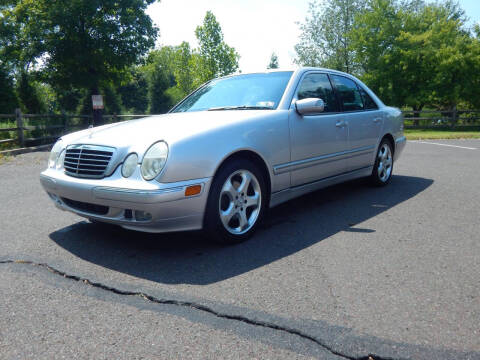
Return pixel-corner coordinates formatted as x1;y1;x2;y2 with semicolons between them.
61;197;109;215
64;145;114;179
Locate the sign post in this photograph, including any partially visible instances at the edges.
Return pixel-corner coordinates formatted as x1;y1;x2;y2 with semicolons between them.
92;95;104;126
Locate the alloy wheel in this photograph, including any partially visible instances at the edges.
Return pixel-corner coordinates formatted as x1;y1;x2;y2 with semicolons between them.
377;143;393;183
218;169;262;235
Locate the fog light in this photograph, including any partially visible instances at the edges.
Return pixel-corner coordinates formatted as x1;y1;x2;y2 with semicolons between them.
134;210;152;222
124;209;133;219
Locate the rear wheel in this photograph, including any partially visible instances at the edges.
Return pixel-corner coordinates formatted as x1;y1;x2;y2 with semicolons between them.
371;139;394;186
204;159;267;244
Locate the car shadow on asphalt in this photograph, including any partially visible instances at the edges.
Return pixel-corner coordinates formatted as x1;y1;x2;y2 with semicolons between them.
50;175;433;285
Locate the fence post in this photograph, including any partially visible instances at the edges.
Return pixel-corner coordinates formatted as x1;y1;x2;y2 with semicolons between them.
15;108;24;148
62;112;68;135
451;106;457;128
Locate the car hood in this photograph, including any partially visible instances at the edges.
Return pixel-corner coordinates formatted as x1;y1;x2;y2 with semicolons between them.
62;110;270;150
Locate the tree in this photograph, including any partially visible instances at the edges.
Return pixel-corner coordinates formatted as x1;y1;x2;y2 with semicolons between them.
0;0;158;100
295;0;366;73
118;69;149;114
474;24;480;39
195;11;239;83
173;41;197;95
267;52;279;69
143;46;178;113
350;0;479;110
0;65;18;114
55;87;84;114
149;71;172;114
17;72;46;114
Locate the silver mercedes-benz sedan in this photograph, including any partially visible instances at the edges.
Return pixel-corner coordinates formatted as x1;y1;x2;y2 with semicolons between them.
40;67;406;244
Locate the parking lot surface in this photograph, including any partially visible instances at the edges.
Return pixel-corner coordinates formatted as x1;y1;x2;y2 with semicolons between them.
1;140;479;359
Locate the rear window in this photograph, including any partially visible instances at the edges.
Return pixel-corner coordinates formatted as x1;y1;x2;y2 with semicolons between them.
330;75;364;112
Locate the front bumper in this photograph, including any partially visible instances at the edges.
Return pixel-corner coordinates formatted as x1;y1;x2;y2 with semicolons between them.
40;168;212;233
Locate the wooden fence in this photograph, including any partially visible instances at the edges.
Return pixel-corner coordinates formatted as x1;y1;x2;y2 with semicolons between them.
0;110;145;150
403;109;480;128
1;108;479;152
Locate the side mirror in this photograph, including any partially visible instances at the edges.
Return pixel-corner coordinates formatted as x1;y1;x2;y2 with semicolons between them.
295;98;325;115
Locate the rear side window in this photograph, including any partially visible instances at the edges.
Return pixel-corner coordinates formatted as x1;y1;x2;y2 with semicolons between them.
297;73;339;113
359;89;378;110
330;75;364;112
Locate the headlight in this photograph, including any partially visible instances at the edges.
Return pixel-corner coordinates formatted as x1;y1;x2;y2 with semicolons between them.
122;153;138;178
56;149;66;169
48;140;64;168
141;141;168;180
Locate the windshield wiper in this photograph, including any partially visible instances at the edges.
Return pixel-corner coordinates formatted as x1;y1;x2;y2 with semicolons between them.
207;105;273;111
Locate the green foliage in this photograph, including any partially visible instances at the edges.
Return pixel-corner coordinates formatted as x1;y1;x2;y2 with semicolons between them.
0;65;18;113
0;0;158;94
164;86;185;106
149;71;172;114
1;5;241;116
267;52;279;69
295;0;480;110
195;11;239;83
295;0;366;72
55;87;85;114
143;46;178;113
139;12;240;112
16;71;46;113
118;69;149;114
350;0;480;110
102;84;123;115
474;24;480;39
173;41;197;95
35;83;58;113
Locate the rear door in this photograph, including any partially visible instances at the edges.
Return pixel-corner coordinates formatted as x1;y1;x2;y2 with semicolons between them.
330;75;383;171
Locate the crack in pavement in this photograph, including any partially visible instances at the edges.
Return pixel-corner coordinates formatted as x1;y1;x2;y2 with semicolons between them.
0;259;401;360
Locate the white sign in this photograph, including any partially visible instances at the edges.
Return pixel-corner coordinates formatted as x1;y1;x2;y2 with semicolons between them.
92;95;104;110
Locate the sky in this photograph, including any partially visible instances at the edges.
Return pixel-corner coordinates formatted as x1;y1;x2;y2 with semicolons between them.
146;0;480;73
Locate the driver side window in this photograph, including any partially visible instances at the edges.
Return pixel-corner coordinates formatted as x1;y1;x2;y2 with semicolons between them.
297;73;339;113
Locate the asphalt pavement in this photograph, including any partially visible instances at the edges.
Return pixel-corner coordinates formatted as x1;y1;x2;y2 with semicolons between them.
0;139;479;359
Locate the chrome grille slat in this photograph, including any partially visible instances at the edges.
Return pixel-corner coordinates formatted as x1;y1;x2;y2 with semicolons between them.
64;145;114;179
64;161;109;165
65;157;108;164
69;163;107;168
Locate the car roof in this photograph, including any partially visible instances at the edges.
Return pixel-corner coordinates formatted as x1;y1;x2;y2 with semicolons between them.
229;67;355;78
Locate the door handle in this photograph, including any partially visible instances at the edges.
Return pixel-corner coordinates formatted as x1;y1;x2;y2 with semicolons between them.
373;117;382;123
336;120;346;128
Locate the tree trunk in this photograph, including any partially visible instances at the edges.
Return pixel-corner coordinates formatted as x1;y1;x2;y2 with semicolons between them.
412;105;424;127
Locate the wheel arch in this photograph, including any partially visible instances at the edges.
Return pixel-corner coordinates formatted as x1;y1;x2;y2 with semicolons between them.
381;133;395;155
211;149;272;203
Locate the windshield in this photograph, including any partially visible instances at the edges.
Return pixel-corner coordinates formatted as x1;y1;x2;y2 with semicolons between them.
170;71;293;113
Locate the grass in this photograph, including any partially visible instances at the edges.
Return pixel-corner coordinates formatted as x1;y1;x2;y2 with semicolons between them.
0;154;13;165
405;127;480;140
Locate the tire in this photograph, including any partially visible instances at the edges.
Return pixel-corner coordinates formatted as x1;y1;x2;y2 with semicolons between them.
204;158;267;244
370;138;394;186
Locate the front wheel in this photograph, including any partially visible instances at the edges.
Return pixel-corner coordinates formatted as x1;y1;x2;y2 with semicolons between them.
370;139;394;186
204;159;267;244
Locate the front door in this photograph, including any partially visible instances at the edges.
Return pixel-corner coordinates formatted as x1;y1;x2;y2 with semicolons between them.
288;73;349;187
